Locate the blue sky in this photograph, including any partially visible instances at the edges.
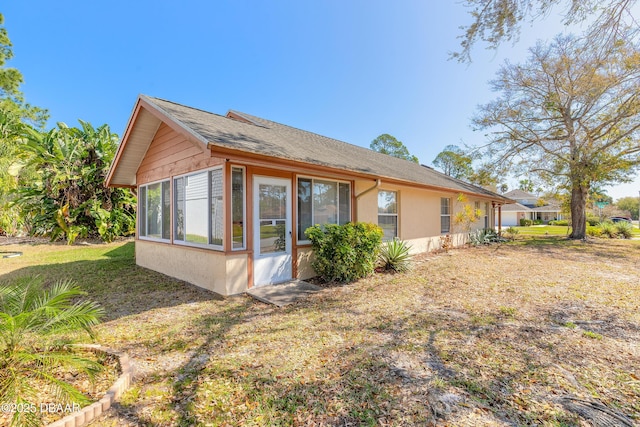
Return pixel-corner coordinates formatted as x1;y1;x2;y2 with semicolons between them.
4;1;639;200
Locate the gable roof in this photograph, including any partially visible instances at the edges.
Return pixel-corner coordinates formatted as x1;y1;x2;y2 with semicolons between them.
107;95;511;203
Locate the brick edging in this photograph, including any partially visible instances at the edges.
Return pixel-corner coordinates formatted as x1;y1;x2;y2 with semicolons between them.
46;344;134;427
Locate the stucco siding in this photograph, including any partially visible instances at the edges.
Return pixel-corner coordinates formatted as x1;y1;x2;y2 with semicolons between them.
136;240;247;296
297;247;315;280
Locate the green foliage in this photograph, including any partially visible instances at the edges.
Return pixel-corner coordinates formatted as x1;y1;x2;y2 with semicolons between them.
469;228;501;246
614;221;633;239
14;121;136;243
370;134;418;163
599;222;618;238
519;218;533;227
586;217;600;226
305;222;383;283
0;276;104;427
586;226;603;237
473;33;640;240
548;219;569;226
432;145;474;179
615;196;639;220
378;239;413;273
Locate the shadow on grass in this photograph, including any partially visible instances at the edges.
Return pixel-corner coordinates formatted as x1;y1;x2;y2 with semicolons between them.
0;241;221;322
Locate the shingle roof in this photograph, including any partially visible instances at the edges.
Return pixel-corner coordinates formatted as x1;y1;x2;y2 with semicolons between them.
501;202;532;212
503;189;537;199
120;95;511;202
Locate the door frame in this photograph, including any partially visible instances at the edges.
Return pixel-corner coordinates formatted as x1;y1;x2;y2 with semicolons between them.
252;175;293;287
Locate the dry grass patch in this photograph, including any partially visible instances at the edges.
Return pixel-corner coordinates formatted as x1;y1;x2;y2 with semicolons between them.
1;237;638;426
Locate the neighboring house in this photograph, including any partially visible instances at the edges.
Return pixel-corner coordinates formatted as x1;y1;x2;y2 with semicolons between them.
496;189;564;227
107;95;512;296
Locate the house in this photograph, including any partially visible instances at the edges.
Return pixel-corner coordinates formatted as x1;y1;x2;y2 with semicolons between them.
496;189;564;227
107;95;512;296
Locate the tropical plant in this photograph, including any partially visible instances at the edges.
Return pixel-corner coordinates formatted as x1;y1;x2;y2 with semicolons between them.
0;276;104;427
378;239;413;273
599;222;618;238
305;222;383;283
15;121;136;243
615;221;634;239
469;228;501;246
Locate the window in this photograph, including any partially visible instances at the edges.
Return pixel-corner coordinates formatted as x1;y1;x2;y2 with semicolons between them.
378;190;398;240
297;178;351;241
441;198;451;233
231;167;245;250
174;168;224;248
139;180;170;240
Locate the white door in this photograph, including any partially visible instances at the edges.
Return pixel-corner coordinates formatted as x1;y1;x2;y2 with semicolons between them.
253;176;292;287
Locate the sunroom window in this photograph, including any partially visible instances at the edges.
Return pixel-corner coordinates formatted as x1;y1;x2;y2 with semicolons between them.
174;168;224;248
298;178;351;241
139;180;170;240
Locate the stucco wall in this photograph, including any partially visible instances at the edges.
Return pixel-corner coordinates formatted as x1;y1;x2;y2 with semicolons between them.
355;181;490;245
296;247;315;281
136;240;247;296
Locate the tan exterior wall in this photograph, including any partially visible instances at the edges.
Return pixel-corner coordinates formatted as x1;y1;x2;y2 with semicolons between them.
136;240;248;296
297;247;315;280
356;181;493;251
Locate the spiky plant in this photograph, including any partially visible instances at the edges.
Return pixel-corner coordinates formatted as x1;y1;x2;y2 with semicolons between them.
0;276;104;427
378;239;413;273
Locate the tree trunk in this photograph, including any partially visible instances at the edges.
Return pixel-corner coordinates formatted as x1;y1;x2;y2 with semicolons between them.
569;183;588;239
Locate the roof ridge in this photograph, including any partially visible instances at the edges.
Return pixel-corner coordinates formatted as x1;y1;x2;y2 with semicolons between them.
144;95;231;122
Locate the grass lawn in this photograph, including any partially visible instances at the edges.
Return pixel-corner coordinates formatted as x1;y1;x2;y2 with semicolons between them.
512;224;640;237
1;237;639;426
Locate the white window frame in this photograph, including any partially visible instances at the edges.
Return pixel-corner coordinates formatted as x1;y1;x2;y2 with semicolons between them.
173;166;224;251
231;166;246;251
296;175;352;244
138;178;171;242
441;197;451;234
378;190;398;240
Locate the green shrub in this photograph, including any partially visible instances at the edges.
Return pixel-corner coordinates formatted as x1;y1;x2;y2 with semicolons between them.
533;219;543;225
586;217;600;226
379;239;413;273
615;221;633;239
519;218;533;226
599;222;618;238
549;219;569;226
305;222;383;283
586;226;603;237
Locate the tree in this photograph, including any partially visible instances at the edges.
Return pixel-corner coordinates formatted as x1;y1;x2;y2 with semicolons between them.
453;0;638;63
370;134;419;163
432;145;474;179
0;276;104;427
616;196;640;220
0;14;47;126
0;14;47;235
473;34;640;239
15;121;136;243
518;179;534;193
